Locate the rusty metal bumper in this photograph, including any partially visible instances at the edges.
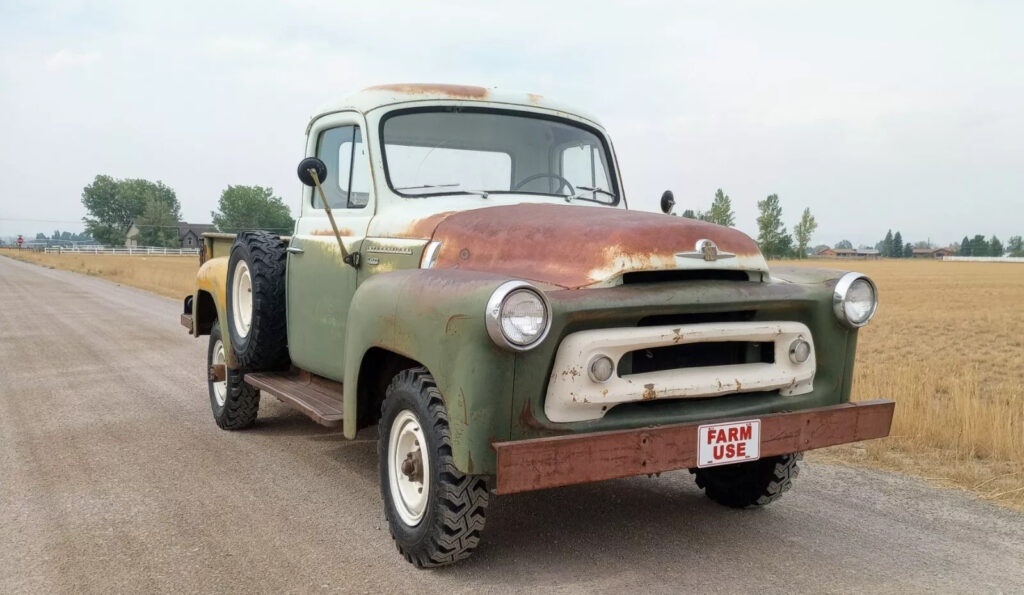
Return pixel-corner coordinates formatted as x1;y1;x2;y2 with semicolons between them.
492;398;894;494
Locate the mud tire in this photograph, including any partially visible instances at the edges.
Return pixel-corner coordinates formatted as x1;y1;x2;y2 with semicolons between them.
226;231;289;370
207;320;260;430
692;453;802;508
378;367;489;568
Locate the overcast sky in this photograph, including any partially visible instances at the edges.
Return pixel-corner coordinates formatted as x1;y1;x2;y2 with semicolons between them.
1;1;1021;247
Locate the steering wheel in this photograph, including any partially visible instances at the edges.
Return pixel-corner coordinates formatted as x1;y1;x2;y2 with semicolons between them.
512;173;576;196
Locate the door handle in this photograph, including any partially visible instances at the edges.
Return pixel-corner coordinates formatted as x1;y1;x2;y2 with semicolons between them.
286;246;304;255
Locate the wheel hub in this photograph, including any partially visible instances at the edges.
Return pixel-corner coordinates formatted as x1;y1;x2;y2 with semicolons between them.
388;410;430;526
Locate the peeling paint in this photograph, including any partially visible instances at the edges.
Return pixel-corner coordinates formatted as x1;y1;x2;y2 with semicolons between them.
364;83;490;99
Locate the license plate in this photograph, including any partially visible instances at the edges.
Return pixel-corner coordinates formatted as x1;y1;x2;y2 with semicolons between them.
697;419;761;468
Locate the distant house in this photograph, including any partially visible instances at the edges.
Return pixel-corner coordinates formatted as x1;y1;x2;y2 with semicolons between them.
177;223;216;249
124;221;216;248
912;247;955;259
816;247;881;260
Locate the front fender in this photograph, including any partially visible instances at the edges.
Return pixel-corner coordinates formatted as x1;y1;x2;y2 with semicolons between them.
343;269;522;475
193;256;235;367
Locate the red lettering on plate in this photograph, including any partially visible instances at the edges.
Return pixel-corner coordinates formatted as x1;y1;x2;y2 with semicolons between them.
728;427;738;441
737;442;747;457
739;425;752;441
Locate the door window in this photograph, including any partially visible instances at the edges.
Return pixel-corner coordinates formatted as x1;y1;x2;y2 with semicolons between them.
314;125;371;209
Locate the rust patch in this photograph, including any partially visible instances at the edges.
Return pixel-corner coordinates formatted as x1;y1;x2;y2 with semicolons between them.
312;228;353;237
735;379;742;391
672;328;683;343
517;400;570;436
394;210;457;239
364;83;489;99
642;383;657;400
527;92;543;103
560;367;581;380
445;314;470;335
427;203;762;288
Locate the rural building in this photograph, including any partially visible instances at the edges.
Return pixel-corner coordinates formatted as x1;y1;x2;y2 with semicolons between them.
177;223;216;249
124;221;215;248
912;247;955;259
815;248;881;260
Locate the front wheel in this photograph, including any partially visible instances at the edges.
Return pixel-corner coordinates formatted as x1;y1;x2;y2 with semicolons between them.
378;367;489;567
207;320;260;430
691;453;802;508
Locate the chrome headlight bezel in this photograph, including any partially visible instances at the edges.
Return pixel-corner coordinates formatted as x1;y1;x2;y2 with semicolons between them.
485;280;552;351
833;272;878;328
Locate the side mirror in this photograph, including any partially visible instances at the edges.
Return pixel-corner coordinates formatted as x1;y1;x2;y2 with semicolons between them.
660;190;675;214
297;157;328;187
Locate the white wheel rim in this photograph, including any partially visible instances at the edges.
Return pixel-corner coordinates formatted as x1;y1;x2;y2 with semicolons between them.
231;260;252;338
388;410;430;526
212;339;227;407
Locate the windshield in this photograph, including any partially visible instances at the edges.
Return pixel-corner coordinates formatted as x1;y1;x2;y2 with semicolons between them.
381;108;617;204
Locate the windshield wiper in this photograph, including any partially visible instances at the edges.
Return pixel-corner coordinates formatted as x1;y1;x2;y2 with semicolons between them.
395;183;489;198
575;185;617;199
395;183;460;190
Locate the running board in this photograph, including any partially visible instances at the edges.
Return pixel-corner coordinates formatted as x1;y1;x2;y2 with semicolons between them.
244;371;344;427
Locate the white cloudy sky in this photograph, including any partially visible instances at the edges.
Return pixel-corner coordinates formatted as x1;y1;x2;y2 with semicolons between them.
1;0;1021;247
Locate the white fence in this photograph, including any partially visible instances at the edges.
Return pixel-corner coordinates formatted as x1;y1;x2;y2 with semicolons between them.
942;256;1024;263
41;245;200;256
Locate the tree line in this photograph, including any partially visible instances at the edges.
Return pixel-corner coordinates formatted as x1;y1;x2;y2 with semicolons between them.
81;175;295;248
679;189;817;259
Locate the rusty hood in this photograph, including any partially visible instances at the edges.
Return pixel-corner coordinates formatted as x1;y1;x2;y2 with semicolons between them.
421;203;767;289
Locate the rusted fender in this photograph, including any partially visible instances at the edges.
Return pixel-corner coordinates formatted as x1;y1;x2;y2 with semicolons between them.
193;255;235;367
343;269;522;475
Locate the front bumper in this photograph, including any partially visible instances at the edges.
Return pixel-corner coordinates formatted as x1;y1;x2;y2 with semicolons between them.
492;398;894;494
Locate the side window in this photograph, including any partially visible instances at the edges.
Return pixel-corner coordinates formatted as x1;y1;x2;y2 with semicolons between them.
560;143;610;199
314;125;371;209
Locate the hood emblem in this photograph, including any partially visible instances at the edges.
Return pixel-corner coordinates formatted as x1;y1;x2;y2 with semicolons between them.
676;239;736;262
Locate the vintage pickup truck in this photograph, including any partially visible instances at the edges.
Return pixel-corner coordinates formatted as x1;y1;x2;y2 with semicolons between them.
181;83;894;567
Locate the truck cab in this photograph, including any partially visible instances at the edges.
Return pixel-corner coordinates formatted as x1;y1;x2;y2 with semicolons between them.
181;84;893;568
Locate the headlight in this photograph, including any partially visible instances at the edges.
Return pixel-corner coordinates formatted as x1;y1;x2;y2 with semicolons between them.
833;272;878;328
485;281;552;351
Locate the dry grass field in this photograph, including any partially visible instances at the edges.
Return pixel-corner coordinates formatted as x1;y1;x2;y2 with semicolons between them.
795;258;1024;508
1;249;197;299
3;250;1021;507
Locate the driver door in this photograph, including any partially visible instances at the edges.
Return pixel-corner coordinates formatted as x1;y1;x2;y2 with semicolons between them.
286;114;374;381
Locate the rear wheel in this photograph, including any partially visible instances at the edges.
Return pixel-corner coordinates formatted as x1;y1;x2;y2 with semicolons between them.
226;231;288;370
691;453;802;508
207;320;260;430
378;367;489;567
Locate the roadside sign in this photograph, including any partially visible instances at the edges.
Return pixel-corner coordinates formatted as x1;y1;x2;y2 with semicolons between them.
16;235;23;245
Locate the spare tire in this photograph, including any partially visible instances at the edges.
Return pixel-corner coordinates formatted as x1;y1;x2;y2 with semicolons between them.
226;231;289;370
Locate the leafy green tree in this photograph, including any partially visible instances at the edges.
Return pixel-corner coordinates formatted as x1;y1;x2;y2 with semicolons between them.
903;243;913;258
756;194;792;259
959;235;971;256
892;231;903;258
212;185;295;234
880;229;894;257
813;244;831;255
835;239;853;250
1008;235;1024;257
970;234;989;256
792;207;818;259
706;189;736;227
81;175;179;246
989;236;1004;257
135;196;182;247
680;209;697;219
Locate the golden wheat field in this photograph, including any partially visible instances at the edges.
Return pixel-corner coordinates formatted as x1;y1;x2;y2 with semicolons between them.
4;250;1022;507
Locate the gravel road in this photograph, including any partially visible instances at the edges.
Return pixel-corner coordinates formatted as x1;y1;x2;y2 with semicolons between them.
1;255;1022;594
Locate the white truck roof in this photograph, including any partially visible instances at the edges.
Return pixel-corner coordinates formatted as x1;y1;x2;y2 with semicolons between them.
310;83;604;129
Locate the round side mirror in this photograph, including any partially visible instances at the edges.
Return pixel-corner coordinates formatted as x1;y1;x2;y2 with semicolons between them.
660;190;675;214
297;157;328;187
